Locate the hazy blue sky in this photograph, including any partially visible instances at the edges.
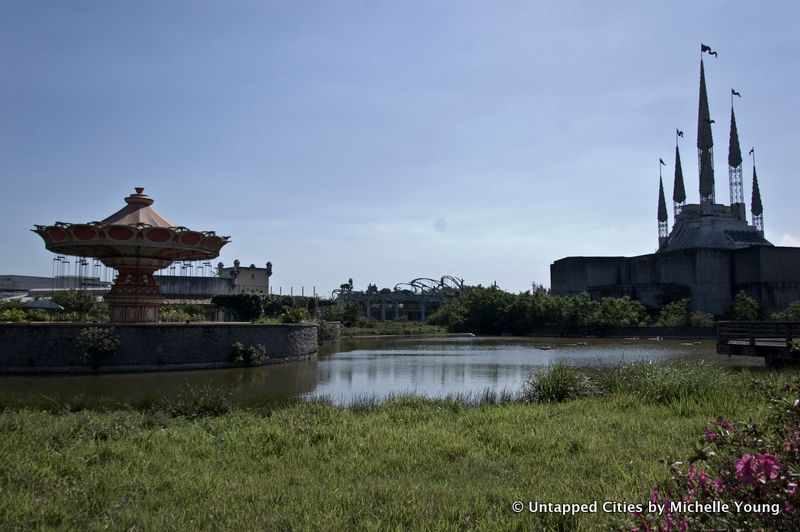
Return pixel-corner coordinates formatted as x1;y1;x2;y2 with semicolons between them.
2;1;799;297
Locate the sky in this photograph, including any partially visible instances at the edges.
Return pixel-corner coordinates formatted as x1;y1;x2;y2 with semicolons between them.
2;1;799;298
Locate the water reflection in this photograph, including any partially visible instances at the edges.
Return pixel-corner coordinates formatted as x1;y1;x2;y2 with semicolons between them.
1;336;762;406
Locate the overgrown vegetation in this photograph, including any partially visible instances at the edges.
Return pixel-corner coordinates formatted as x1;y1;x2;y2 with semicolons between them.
424;286;800;335
159;304;207;322
212;294;318;322
0;364;795;530
341;320;446;337
75;327;120;370
729;289;762;321
51;290;109;322
428;287;651;335
229;341;267;366
0;292;108;322
772;300;800;321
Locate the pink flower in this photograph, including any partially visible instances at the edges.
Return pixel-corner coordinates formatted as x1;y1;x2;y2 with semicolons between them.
756;453;783;481
735;453;784;484
788;482;798;496
712;477;725;493
715;418;735;431
704;430;717;442
735;454;757;484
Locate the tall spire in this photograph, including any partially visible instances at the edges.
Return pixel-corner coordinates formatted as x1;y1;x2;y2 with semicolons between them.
728;105;744;206
658;176;669;247
751;163;763;234
673;140;686;216
697;59;716;204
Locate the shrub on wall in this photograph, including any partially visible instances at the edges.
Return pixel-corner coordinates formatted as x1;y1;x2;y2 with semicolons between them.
279;307;309;324
76;327;120;370
230;342;267;365
159;304;205;323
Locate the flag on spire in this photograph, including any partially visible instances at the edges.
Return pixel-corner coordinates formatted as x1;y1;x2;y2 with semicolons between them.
732;89;741;97
701;44;717;56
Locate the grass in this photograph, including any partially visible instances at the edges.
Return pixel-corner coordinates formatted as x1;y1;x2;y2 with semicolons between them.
0;364;797;530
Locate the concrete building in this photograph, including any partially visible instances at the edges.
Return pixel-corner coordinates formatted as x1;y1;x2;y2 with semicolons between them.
2;259;273;303
551;51;800;316
216;260;273;295
1;275;111;300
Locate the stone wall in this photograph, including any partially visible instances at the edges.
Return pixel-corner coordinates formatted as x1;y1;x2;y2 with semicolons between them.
0;323;318;374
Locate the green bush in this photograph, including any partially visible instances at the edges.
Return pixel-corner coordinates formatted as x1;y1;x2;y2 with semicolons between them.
689;310;715;327
279;306;309;323
76;327;120;370
522;362;599;403
25;310;51;322
230;342;267;365
590;296;648;329
770;300;800;321
51;290;108;322
654;298;690;327
729;290;761;321
0;309;27;322
159;304;205;323
427;297;467;332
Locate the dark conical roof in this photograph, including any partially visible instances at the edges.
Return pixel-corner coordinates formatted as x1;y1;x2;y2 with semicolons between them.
728;107;743;168
658;177;668;222
673;144;686;203
697;60;715;199
751;166;763;216
697;61;713;150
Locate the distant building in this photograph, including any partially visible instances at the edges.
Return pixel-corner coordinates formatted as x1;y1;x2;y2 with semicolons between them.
551;53;800;315
154;260;273;300
2;259;274;303
217;260;273;295
334;276;464;321
0;275;111;300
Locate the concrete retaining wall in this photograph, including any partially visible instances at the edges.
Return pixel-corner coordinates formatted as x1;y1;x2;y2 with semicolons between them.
0;323;318;374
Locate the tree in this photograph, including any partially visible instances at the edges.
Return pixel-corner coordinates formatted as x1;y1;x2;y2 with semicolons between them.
730;290;761;321
655;298;690;327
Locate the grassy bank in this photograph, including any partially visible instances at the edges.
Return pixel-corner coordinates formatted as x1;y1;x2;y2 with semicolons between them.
0;364;796;530
342;320;446;337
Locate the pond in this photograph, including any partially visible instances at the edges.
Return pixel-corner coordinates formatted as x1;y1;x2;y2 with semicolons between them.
0;335;762;406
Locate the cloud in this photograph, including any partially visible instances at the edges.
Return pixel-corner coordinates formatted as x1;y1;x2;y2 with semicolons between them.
776;233;800;247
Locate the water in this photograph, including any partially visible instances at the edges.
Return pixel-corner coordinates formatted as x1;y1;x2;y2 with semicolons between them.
0;335;762;406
